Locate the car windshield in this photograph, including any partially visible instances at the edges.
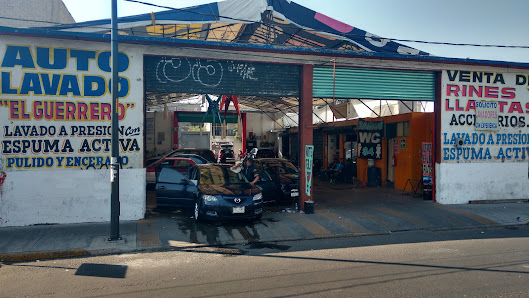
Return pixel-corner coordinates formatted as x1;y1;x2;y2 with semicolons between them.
199;166;247;185
263;160;298;175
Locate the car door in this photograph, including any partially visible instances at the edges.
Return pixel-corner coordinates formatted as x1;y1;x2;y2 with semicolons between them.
156;167;194;208
255;165;281;202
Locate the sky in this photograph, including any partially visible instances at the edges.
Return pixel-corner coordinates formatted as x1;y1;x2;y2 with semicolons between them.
62;0;529;63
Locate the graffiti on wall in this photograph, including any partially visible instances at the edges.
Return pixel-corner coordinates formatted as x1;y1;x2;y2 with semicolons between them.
442;70;529;162
0;45;143;170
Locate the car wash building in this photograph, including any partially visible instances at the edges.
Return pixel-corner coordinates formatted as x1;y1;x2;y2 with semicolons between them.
1;0;528;227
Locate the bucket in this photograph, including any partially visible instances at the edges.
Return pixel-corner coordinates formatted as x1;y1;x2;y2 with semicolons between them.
304;201;314;214
367;159;375;167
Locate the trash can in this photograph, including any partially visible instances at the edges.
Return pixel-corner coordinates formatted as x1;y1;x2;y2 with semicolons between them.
304;201;314;214
367;166;381;187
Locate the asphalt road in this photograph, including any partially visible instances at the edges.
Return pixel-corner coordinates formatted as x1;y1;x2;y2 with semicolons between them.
1;226;528;297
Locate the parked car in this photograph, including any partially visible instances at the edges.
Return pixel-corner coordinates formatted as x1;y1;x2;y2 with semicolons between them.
254;158;299;203
169;148;216;163
218;144;235;164
147;157;197;184
156;164;263;221
169;154;208;165
255;148;276;158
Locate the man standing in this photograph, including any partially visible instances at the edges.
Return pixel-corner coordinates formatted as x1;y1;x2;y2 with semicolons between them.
243;158;259;186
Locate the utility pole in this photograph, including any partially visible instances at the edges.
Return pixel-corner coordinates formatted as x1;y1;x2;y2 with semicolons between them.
109;0;121;241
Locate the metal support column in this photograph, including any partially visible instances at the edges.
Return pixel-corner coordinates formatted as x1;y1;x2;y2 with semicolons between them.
109;0;121;241
299;64;313;211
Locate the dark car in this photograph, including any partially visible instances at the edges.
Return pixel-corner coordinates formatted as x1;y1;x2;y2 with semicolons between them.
218;145;235;164
254;158;299;203
147;157;197;184
169;154;208;165
255;148;276;159
156;164;263;221
169;148;216;163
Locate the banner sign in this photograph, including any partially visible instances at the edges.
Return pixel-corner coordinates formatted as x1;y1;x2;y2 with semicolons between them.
305;145;314;196
0;44;143;170
358;119;383;159
441;70;529;162
475;101;499;131
422;142;433;185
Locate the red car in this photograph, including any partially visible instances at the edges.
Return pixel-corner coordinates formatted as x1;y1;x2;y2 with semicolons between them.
147;157;197;184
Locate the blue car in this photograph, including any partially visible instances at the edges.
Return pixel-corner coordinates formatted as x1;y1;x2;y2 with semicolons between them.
156;164;263;221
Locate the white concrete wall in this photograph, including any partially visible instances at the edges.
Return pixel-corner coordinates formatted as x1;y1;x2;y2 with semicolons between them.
436;163;529;204
437;68;529;204
0;169;145;227
0;36;146;226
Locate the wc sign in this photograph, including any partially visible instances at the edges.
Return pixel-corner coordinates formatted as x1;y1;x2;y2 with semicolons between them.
358;119;383;159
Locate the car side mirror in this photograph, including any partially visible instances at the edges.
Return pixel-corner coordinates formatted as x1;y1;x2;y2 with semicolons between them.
190;179;198;186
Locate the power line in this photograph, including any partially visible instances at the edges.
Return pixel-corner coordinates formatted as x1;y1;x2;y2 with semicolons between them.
0;16;69;25
4;1;529;52
122;0;529;50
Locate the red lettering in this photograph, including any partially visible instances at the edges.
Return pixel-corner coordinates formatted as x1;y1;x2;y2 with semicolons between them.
465;100;475;111
501;88;516;99
498;101;508;113
78;102;88;120
89;103;99;120
118;103;126;120
44;101;53;120
21;100;30;120
33;101;42;120
446;84;459;96
469;85;482;97
100;103;111;121
9;100;20;120
485;86;498;98
508;102;523;114
65;102;76;120
445;99;454;111
455;99;464;111
55;102;64;120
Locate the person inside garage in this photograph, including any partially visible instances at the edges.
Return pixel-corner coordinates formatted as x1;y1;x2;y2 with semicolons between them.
243;158;260;186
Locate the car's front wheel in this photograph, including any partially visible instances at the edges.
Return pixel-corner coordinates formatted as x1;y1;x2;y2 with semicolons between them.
194;201;202;222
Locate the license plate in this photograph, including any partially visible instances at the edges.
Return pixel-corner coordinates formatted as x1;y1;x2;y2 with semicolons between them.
233;206;245;214
291;189;299;197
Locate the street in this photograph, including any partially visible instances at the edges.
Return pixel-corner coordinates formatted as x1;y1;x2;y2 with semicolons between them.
1;225;528;297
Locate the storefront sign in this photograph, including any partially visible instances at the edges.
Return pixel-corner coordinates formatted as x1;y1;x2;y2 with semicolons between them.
305;145;314;196
475;101;499;131
0;44;143;170
442;70;529;162
422;142;433;185
358;119;383;159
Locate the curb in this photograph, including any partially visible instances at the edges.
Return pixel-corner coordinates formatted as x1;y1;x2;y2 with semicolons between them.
1;221;527;263
0;248;89;263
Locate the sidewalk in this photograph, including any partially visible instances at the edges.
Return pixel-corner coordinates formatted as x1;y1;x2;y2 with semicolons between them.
1;188;528;262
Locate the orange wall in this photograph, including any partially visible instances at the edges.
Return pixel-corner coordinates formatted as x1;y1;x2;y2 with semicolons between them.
356;113;433;190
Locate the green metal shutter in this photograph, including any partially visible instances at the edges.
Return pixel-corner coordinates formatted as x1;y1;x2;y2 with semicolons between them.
313;67;435;101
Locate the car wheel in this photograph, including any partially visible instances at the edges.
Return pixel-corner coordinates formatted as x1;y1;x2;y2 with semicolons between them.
254;214;262;221
194;201;202;222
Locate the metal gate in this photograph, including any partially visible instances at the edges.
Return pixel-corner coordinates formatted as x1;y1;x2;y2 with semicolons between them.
144;56;301;97
313;67;435;101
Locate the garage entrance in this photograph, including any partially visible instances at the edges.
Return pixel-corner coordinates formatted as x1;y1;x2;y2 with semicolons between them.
309;66;437;200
